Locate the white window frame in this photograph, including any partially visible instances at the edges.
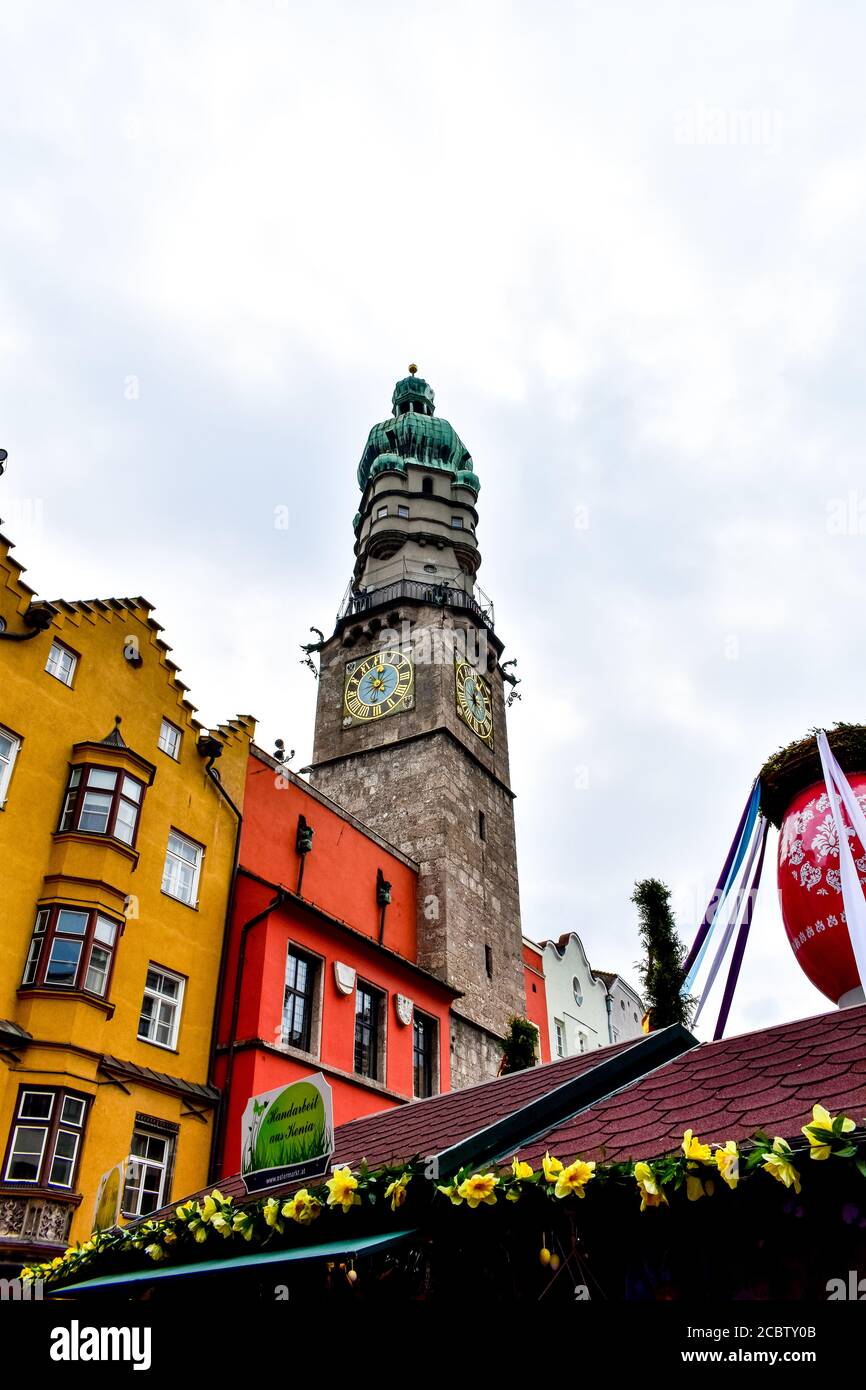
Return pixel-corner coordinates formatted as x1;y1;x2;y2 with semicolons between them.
161;830;203;907
158;718;182;761
554;1018;566;1058
47;1129;80;1188
45;640;77;687
5;1125;48;1183
0;726;21;806
138;964;186;1050
397;504;410;519
122;1129;172;1218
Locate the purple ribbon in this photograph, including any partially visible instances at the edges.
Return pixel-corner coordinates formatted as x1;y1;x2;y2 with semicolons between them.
713;819;769;1040
681;780;757;982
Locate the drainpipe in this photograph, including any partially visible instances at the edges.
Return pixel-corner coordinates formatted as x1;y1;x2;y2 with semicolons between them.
211;885;288;1180
604;984;614;1045
199;735;245;1183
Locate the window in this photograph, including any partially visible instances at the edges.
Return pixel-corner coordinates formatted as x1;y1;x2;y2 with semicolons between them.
422;477;433;496
578;1031;588;1054
0;727;20;805
397;504;409;519
413;1012;436;1099
21;906;119;998
45;640;77;686
377;505;388;519
354;980;384;1081
158;718;182;760
161;830;203;906
283;947;317;1052
3;1087;88;1188
485;944;493;978
572;975;583;1007
58;764;145;846
122;1128;172;1217
478;809;486;841
138;965;185;1050
451;516;464;529
554;1018;566;1058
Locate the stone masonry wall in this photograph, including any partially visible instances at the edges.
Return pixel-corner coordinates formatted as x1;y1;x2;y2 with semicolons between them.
309;603;526;1079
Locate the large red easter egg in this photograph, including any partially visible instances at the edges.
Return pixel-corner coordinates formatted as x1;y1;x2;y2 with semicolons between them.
778;775;866;1004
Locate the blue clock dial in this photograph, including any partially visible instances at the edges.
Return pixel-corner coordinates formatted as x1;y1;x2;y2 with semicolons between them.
343;650;414;724
357;663;399;706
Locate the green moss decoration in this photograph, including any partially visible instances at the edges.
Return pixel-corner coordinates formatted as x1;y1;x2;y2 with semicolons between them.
759;723;866;828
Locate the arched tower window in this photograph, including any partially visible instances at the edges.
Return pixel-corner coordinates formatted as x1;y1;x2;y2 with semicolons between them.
422;477;433;496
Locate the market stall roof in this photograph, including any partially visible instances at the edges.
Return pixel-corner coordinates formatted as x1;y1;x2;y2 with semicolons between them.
513;1001;866;1166
52;1229;417;1296
190;1024;696;1211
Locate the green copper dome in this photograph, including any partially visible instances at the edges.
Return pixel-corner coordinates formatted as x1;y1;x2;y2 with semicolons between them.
357;369;479;495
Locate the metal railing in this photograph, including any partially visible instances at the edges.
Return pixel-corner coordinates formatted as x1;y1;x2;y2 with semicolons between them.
337;564;495;629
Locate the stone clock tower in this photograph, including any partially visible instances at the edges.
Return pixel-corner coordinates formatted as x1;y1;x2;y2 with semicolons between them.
307;369;526;1087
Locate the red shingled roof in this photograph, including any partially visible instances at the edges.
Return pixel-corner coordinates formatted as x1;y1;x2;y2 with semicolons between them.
330;1036;643;1170
515;1002;866;1166
209;1037;648;1205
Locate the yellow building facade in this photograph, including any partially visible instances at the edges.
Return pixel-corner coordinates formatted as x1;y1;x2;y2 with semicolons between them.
0;525;253;1270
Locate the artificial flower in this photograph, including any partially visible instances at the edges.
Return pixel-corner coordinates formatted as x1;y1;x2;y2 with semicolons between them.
762;1138;802;1193
436;1182;464;1205
802;1103;855;1160
326;1167;362;1213
263;1198;284;1230
714;1141;739;1190
456;1172;499;1208
542;1152;563;1183
282;1189;322;1225
686;1174;714;1201
634;1161;668;1211
384;1173;411;1211
554;1159;596;1200
232;1210;256;1241
198;1191;226;1224
682;1129;712;1163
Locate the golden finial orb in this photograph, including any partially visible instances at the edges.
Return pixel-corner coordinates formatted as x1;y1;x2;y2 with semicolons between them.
408;363;418;376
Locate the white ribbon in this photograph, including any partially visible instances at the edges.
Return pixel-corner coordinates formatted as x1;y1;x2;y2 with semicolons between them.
693;813;765;1025
816;731;866;996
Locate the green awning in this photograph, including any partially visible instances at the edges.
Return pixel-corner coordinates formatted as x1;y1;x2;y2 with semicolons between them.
50;1228;417;1296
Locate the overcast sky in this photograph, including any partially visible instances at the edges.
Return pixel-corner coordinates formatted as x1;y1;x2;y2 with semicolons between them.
2;0;864;1040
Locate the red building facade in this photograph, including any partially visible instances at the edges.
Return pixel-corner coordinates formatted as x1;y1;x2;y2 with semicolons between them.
522;938;552;1064
212;747;458;1178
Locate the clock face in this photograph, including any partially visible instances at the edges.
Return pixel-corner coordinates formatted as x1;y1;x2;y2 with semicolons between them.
455;658;494;746
343;650;414;725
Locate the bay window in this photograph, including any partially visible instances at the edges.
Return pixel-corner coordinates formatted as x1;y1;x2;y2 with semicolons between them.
21;905;120;998
3;1087;89;1189
58;764;144;846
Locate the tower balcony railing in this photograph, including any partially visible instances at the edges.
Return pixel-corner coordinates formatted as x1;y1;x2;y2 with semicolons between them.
337;560;495;630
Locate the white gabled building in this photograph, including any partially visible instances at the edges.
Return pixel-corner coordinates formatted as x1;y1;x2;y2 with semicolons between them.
538;932;645;1057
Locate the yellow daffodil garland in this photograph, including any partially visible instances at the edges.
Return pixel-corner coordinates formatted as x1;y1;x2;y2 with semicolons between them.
19;1102;864;1291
